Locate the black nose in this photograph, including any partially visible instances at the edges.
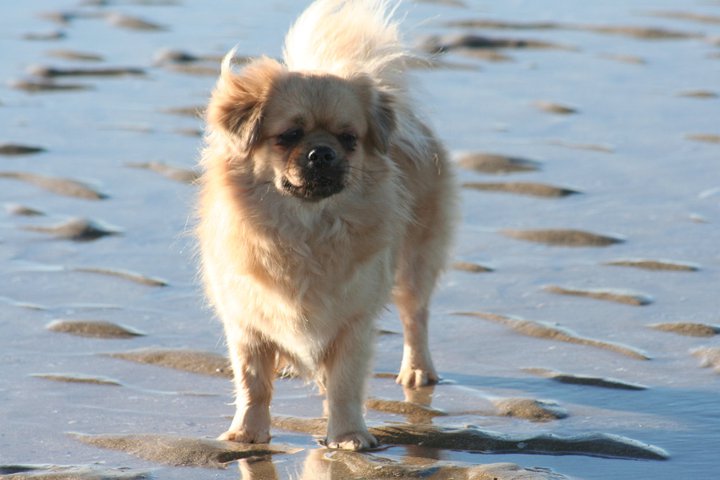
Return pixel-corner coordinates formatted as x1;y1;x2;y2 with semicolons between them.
306;146;337;168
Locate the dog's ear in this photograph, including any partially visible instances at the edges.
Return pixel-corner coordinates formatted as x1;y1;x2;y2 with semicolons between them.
206;54;284;151
351;75;396;155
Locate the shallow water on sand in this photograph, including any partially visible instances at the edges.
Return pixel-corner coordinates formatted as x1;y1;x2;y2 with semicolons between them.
1;1;719;479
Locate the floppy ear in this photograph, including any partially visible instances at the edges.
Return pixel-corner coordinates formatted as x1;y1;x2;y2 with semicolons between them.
351;75;396;154
206;54;284;150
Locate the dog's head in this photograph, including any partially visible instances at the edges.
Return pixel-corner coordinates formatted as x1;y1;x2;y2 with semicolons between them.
206;55;396;202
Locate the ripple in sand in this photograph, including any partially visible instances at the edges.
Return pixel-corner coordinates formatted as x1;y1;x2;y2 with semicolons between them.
5;204;45;216
46;49;104;62
534;101;578;115
452;261;493;273
524;367;647;390
47;319;144;339
420;34;570;55
455;49;513;62
442;18;697;41
0;464;148;479
32;373;122;386
502;229;623;247
107;348;231;378
73;267;168;287
172;127;203;137
687;133;720;144
28;65;145;78
404;54;481;70
456;312;650;360
691;347;720;373
0;144;46;156
606;259;699;271
375;425;668;460
164;64;219;76
544;285;653;306
272;415;668;460
678;90;717;99
161;105;205;117
647;11;720;25
24;217;120;241
11;79;93;92
444;19;562;30
650;323;720;337
582;25;699;40
23;31;66;41
126;161;199;184
70;433;297;468
462;181;579;198
0;296;47;311
599;53;647;65
548;139;615;153
493;398;568;422
0;172;107;199
153;48;204;64
306;451;570;480
366;397;448;422
152;49;226;76
38;11;80;25
105;13;166;31
456;152;541;174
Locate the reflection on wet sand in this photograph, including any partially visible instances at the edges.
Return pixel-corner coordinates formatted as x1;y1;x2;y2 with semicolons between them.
238;449;572;480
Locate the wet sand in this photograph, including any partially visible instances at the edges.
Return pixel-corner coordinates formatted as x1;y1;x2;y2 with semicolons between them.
1;0;719;479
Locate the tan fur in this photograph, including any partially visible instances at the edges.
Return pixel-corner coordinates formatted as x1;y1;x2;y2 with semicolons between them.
196;0;455;451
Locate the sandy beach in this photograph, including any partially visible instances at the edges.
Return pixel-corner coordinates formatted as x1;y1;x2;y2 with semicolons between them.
1;0;719;478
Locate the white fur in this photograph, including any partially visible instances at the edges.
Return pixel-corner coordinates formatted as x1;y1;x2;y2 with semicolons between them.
284;0;431;162
198;0;455;451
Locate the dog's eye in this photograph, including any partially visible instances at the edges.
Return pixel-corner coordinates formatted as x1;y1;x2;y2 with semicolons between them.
277;128;303;146
338;132;357;151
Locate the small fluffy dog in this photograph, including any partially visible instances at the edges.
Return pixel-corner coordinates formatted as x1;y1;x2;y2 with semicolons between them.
197;0;455;450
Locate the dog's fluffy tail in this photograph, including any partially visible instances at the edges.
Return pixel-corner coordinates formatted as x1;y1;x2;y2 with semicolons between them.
284;0;407;85
284;0;429;159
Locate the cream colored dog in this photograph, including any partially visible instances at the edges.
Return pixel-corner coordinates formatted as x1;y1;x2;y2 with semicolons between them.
197;0;455;450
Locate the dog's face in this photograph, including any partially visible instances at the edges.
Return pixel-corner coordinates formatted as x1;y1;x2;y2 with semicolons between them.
207;57;395;202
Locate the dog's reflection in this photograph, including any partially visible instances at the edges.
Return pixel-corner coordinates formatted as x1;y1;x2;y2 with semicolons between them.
238;456;281;480
238;384;441;478
238;449;349;480
402;384;434;414
239;448;439;480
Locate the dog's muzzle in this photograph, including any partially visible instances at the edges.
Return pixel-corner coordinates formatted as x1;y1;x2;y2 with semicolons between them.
282;146;346;201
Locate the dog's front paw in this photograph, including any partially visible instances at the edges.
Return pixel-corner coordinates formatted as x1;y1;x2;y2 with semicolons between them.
218;428;271;444
396;365;439;388
325;430;378;451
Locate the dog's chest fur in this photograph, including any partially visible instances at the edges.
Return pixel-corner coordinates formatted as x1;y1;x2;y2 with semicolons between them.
199;172;408;364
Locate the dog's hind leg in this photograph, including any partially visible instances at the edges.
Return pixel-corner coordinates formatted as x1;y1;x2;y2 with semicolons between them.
394;286;439;388
393;162;454;388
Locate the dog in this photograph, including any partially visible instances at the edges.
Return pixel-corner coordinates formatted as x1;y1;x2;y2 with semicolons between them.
197;0;455;451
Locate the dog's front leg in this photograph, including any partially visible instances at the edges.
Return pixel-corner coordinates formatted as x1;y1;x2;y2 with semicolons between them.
322;321;378;451
219;332;275;443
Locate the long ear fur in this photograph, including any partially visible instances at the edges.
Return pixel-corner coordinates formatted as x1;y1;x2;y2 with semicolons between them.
206;53;284;150
351;75;396;155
